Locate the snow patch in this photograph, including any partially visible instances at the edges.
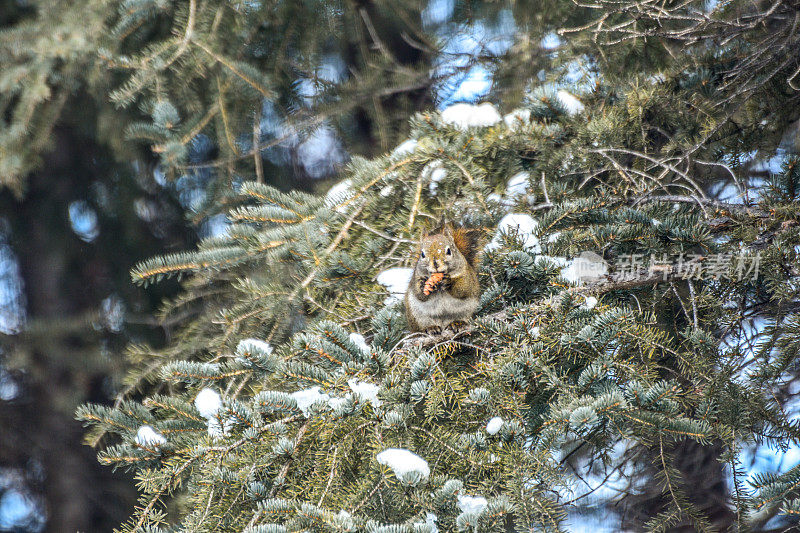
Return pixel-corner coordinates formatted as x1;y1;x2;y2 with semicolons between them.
325;179;354;213
457;494;488;514
207;417;234;439
424;161;447;195
487;192;502;204
393;139;418;157
536;255;568;267
441;102;501;130
195;388;222;419
541;32;562;50
503;108;532;131
506;172;530;198
557;90;585;115
349;332;370;354
327;396;349;410
237;338;273;356
291;387;330;417
486;417;504;435
207;418;224;438
560;252;608;285
546;232;561;243
136;425;166;447
348;378;381;407
414;512;439;532
581;296;598;310
376;448;430;482
486;213;540;252
376;267;413;305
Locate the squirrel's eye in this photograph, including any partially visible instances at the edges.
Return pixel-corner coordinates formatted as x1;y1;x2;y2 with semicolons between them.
420;250;426;259
446;247;452;256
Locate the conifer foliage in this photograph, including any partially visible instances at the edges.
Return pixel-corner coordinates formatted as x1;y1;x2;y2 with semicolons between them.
77;0;800;531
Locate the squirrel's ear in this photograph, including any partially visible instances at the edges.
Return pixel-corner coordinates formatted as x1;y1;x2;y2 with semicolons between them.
430;215;447;236
438;215;454;236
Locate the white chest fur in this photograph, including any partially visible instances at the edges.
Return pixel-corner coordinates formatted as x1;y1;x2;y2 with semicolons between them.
407;290;479;329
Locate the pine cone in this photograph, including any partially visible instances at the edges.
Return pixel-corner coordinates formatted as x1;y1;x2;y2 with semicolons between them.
423;272;445;295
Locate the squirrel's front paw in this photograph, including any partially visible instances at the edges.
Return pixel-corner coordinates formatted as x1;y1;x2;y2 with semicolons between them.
423;325;442;335
445;321;468;333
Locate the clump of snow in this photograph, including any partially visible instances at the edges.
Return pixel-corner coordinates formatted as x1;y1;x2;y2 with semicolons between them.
503;108;531;131
530;326;541;338
536;255;568;269
486;417;504;435
325;179;354;213
376;267;413;305
348;378;382;407
207;417;234;439
291;387;330;417
333;509;355;530
195;388;222;419
327;396;349;410
349;332;370;354
423;161;447;195
560;251;608;285
376;448;430;482
136;425;166;447
207;418;223;438
546;232;561;243
237;338;273;356
195;388;232;439
414;512;439;532
506;172;530;198
393;138;418;157
457;494;488;514
486;192;503;205
541;32;562;50
557;90;585;115
486;213;540;253
489;172;533;209
581;296;598;310
441;103;501;130
560;261;583;284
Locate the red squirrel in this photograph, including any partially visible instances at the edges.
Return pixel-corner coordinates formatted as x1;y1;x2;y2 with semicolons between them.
404;221;482;333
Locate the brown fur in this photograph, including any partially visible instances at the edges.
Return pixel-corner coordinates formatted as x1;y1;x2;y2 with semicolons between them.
426;218;483;267
405;219;483;332
451;227;482;267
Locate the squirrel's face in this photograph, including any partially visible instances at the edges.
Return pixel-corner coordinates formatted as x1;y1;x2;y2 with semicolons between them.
418;234;465;275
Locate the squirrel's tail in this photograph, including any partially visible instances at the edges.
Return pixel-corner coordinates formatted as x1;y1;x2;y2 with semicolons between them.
452;227;483;267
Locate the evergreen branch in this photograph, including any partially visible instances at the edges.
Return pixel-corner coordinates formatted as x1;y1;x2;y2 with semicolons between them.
193;40;273;98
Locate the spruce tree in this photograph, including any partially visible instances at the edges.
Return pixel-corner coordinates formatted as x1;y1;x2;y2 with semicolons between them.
0;1;534;528
76;0;800;530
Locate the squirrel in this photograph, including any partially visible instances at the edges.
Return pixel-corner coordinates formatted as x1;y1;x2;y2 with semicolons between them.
404;220;483;333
